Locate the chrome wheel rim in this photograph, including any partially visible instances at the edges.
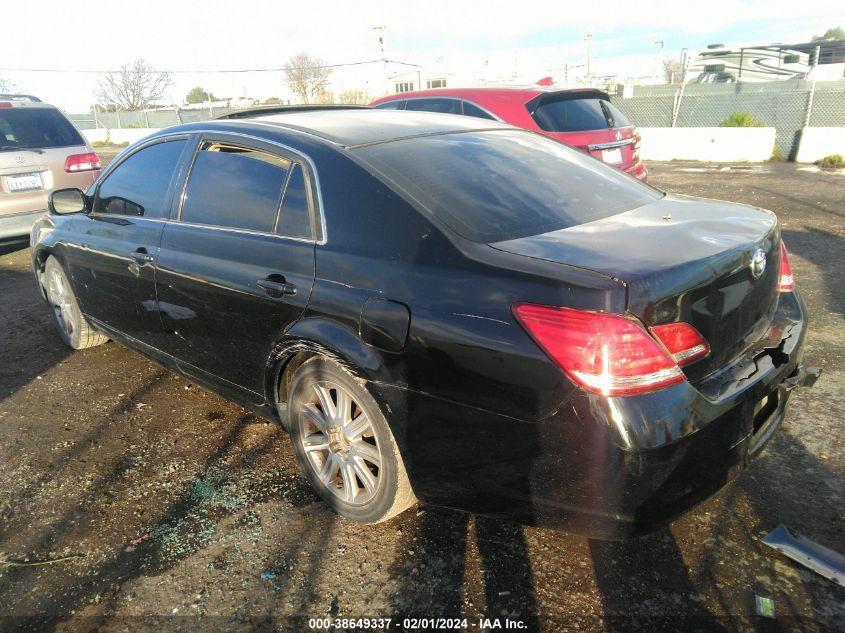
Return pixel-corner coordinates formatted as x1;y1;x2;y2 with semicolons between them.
299;381;382;505
46;267;75;338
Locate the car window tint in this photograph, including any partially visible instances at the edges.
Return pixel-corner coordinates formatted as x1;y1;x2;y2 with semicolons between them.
602;100;632;128
354;129;661;243
277;163;312;239
461;101;495;120
404;99;463;115
181;142;291;232
531;97;610;132
0;108;84;150
374;101;404;110
94;139;186;218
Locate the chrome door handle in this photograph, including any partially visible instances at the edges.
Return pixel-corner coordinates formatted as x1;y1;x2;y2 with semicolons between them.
130;250;154;265
257;277;297;298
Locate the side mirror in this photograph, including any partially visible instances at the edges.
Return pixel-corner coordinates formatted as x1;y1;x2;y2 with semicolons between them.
49;188;88;215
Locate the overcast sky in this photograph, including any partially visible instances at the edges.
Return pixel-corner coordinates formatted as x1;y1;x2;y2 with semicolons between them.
2;0;842;111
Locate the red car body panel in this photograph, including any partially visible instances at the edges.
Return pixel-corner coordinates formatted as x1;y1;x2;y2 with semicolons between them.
371;86;648;180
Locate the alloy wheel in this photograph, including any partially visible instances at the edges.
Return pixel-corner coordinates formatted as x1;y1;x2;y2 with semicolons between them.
298;381;382;505
46;267;76;338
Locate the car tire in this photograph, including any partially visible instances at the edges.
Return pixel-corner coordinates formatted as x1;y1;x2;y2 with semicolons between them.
43;256;108;350
288;356;416;523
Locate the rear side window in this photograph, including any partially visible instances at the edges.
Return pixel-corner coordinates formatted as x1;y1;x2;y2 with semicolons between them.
277;163;313;239
374;101;405;110
461;101;496;120
181;142;291;233
0;108;84;150
94;139;186;218
354;129;661;243
404;99;462;115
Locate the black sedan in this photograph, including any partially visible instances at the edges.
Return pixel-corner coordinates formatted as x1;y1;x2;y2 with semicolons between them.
30;110;817;538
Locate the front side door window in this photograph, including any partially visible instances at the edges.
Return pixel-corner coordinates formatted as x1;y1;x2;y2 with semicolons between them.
65;138;188;347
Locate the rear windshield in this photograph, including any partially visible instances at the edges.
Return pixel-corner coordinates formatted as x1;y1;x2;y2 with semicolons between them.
0;108;85;150
530;95;632;133
354;129;661;242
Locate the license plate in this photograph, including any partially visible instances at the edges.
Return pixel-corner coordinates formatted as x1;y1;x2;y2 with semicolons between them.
602;148;623;164
7;173;43;192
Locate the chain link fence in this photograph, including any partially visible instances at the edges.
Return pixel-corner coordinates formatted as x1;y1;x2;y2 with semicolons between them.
611;80;845;158
69;107;235;131
67;80;845;159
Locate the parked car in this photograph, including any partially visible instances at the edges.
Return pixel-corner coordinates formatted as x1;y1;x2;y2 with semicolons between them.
1;94;100;240
371;86;647;180
31;109;816;538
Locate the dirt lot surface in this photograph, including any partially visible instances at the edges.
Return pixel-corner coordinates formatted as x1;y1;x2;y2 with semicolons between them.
1;161;843;632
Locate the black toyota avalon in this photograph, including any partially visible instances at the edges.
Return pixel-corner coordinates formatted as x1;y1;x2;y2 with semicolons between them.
30;109;817;539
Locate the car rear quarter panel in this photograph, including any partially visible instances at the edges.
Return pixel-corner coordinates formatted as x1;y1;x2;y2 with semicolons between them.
297;144;626;421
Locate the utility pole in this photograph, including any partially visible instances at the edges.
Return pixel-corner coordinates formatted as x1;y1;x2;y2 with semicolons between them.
654;40;664;82
373;26;387;94
585;34;593;82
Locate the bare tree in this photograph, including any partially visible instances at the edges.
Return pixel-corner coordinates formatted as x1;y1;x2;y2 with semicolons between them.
338;89;371;105
97;59;172;111
283;53;332;104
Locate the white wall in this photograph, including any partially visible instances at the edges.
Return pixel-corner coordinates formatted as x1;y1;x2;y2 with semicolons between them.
638;127;776;162
82;128;160;145
795;127;845;163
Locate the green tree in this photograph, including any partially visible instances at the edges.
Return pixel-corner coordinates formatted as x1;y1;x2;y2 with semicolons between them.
185;86;217;104
812;26;844;41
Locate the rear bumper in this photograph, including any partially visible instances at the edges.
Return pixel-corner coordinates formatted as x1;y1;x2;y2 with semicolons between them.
625;160;648;180
384;291;811;539
0;209;45;240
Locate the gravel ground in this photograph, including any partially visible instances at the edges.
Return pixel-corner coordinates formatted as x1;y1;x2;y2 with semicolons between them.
0;160;843;632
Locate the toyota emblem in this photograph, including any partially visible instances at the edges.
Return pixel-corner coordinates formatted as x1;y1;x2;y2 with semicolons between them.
750;248;767;279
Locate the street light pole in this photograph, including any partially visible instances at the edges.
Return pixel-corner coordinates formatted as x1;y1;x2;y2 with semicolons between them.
654;40;664;82
373;26;387;94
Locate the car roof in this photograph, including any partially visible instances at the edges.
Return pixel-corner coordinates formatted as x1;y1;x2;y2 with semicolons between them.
371;86;609;106
159;109;512;148
0;94;60;109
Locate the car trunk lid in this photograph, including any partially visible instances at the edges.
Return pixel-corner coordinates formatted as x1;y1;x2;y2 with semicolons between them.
490;194;782;380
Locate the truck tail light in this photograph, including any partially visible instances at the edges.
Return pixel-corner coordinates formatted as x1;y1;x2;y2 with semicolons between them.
65;153;100;173
513;304;690;397
777;241;794;292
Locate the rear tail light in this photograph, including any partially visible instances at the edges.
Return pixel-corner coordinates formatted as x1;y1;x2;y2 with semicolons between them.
513;304;693;396
64;152;100;173
777;241;795;292
0;102;12;109
650;322;710;366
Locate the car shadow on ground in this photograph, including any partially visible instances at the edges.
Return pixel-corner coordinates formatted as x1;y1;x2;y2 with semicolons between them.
0;266;72;403
387;508;540;628
0;411;295;632
735;428;845;630
782;227;845;319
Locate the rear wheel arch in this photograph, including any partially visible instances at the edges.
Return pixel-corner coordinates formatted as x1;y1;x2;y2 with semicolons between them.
265;318;395;430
